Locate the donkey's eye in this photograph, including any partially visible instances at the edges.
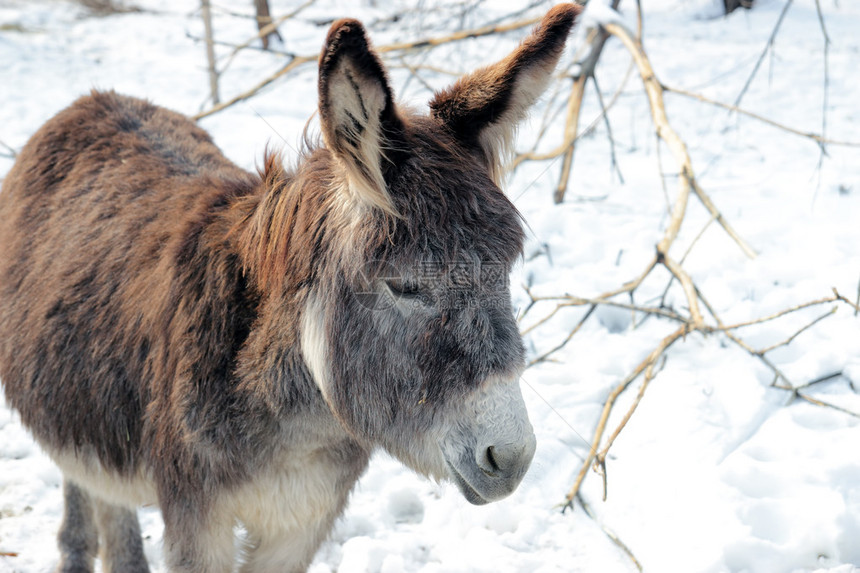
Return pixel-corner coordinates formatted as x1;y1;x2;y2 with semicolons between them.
385;279;421;298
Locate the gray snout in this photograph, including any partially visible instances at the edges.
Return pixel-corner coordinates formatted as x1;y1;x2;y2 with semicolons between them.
445;432;536;506
442;377;536;505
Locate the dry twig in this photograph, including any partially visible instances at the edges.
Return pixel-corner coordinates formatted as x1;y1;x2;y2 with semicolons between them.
0;139;16;159
664;85;860;149
577;493;643;571
218;0;316;75
734;0;793;108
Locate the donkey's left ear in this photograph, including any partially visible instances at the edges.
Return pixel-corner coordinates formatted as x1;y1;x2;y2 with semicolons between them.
319;19;404;216
430;3;581;182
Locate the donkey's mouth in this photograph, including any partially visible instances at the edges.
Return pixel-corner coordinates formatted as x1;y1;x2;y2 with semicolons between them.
441;432;536;506
444;459;491;506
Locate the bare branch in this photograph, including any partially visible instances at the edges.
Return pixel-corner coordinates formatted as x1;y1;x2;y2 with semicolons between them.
734;0;793;108
592;74;624;184
756;307;837;355
218;0;315;75
664;84;860;148
528;305;597;367
576;493;644;571
596;357;661;479
0;139;16;159
564;325;688;507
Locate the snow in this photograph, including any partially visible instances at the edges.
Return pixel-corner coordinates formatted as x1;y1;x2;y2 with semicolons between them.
1;0;859;572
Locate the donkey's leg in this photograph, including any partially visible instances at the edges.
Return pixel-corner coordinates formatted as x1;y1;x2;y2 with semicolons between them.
56;479;99;573
92;499;150;573
160;503;235;573
238;450;366;573
239;513;339;573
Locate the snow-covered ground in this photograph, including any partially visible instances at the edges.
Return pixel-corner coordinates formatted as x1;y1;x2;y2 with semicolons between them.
1;0;859;571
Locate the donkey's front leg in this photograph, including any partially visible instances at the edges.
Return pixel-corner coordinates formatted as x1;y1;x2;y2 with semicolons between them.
160;501;235;573
238;443;370;573
56;480;98;573
239;505;343;573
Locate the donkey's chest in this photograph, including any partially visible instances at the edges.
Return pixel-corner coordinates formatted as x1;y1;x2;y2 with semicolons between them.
224;441;369;534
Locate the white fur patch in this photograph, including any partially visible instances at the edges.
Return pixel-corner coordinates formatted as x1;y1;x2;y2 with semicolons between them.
228;452;337;534
49;448;157;508
301;294;331;402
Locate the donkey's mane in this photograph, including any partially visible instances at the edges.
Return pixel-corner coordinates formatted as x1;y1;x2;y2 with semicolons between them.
228;111;526;298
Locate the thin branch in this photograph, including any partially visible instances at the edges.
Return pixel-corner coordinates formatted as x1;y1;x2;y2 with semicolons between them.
855;279;860;317
553;73;588;204
661;252;703;328
524;295;684;325
576;493;644;571
194;55;315;120
664;84;860;148
219;0;315;74
718;293;839;331
395;55;436;93
832;286;860;315
689;178;758;259
795;392;860;419
792;370;843;391
376;15;541;54
596;357;661;482
813;0;831;177
756;306;837;355
733;0;793;108
592;74;624;184
605;23;758;263
528;305;597;367
0;139;16;158
598;254;658;300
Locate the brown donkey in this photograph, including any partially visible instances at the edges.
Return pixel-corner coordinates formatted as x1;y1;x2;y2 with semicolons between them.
0;5;579;572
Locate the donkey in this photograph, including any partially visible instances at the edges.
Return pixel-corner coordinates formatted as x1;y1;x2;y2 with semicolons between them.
0;4;579;572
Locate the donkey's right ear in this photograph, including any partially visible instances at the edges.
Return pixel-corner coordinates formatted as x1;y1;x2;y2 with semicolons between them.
318;19;404;217
430;4;580;183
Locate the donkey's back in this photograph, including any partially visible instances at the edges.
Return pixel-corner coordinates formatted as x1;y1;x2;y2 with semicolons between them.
0;90;253;472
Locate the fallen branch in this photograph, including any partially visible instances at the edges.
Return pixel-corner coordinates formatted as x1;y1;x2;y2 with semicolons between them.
563;325;688;510
664;84;860;149
605;21;757;262
577;493;643;571
557;286;858;509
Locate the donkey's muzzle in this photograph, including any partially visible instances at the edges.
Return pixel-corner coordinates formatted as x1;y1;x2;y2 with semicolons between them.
445;433;536;505
441;376;536;505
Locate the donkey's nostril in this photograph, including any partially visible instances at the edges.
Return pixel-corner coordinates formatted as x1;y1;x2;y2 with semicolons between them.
486;446;500;472
478;442;530;478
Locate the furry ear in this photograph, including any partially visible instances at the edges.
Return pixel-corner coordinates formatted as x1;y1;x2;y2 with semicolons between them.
429;3;581;183
318;19;404;217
